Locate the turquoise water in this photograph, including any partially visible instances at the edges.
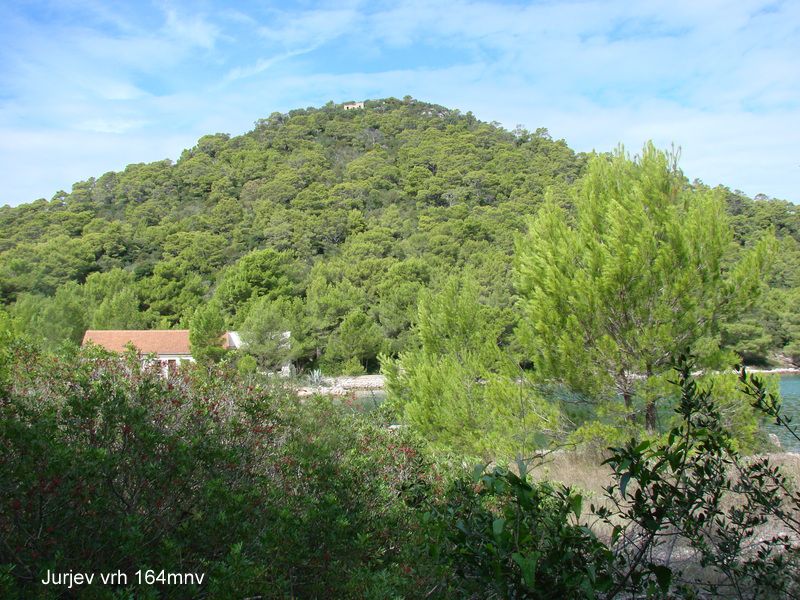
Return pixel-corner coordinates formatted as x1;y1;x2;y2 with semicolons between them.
768;375;800;451
340;389;387;413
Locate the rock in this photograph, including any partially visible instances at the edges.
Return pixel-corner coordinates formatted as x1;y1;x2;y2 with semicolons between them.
769;433;782;448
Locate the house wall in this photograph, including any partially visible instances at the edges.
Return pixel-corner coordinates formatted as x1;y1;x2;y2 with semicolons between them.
142;354;194;376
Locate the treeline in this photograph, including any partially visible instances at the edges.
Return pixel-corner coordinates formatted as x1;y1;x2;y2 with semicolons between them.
0;97;797;372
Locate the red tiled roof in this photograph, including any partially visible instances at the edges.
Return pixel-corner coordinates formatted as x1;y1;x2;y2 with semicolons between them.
82;330;192;355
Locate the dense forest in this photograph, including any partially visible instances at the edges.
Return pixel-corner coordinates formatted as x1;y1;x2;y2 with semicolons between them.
1;97;798;375
3;97;800;598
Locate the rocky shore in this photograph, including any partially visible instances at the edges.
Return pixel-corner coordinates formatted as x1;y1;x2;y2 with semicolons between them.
296;374;386;397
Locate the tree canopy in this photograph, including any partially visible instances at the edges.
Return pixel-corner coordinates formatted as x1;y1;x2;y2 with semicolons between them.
0;98;796;373
515;144;773;429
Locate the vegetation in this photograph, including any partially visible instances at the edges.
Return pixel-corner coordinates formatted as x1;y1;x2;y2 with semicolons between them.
515;143;773;430
386;142;775;457
425;358;800;599
0;336;439;599
2;330;799;598
383;274;557;458
2;98;800;597
0;98;797;374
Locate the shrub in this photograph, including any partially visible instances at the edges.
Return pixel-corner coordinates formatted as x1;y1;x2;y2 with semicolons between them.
340;356;367;376
0;343;437;598
429;465;614;598
428;356;800;599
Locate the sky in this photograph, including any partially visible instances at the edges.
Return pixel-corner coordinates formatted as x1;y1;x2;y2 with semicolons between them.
1;0;798;207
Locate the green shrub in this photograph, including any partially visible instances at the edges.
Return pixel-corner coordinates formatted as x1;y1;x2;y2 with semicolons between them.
0;343;437;598
427;356;800;599
236;353;258;375
340;356;367;376
429;466;614;598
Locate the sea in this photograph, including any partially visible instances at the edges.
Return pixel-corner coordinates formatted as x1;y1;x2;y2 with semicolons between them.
770;374;800;452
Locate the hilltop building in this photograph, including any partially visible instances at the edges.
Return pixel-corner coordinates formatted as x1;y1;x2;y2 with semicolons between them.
343;101;364;110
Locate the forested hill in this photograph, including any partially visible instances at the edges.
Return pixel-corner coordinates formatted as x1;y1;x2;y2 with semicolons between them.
1;97;798;372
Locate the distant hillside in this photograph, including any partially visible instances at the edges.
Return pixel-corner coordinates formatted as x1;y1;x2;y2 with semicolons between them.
0;97;797;372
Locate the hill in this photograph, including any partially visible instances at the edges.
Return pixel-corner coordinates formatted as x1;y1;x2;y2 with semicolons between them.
0;97;797;372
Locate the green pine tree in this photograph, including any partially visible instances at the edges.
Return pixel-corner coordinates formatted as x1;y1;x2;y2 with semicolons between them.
189;300;226;363
384;275;557;458
515;143;773;430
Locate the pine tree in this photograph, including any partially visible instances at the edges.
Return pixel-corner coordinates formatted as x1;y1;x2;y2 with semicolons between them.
189;300;226;363
384;275;557;458
515;143;772;430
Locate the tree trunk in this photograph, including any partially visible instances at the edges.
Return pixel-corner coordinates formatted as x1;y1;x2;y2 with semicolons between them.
623;389;636;422
645;365;656;431
645;399;657;431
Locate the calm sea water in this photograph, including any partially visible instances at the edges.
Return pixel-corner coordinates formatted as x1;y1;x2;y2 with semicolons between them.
768;375;800;452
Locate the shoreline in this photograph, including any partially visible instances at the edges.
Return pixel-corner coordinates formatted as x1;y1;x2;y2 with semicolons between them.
743;367;800;375
295;368;800;398
296;374;386;397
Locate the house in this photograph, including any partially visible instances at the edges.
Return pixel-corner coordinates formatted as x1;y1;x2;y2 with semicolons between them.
81;329;295;377
82;329;241;375
343;101;364;110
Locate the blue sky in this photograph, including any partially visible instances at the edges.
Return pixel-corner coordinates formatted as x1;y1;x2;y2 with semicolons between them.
1;0;798;206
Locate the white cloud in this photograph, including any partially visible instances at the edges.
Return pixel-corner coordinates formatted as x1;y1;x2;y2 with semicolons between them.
222;47;320;84
75;118;149;134
163;8;220;49
0;127;194;203
0;0;798;205
256;8;360;47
